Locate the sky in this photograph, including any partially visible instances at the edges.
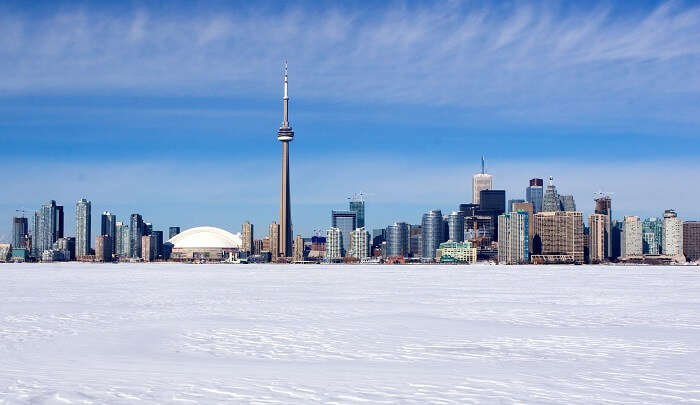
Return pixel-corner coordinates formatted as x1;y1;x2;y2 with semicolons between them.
1;0;699;242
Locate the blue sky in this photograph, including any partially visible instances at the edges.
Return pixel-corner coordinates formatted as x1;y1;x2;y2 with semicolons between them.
1;0;699;242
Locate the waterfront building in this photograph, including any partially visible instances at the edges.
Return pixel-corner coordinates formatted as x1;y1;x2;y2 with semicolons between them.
141;235;154;261
588;213;607;263
526;178;544;213
241;221;254;253
611;220;622;259
642;217;662;255
56;205;64;239
269;222;280;261
594;196;613;258
169;227;181;240
33;200;61;257
532;211;584;263
12;217;28;249
95;235;112;262
683;221;700;262
349;198;365;228
472;156;493;205
130;214;144;258
168;227;241;261
621;216;643;258
662;210;683;257
421;209;444;259
115;222;130;258
253;239;263;255
325;227;342;261
151;230;163;259
386;222;409;257
101;212;117;253
497;211;529;264
542;177;561;212
56;237;76;261
447;212;465;242
277;61;295;258
512;202;534;253
349;227;371;259
75;198;92;257
293;234;304;262
436;241;477;263
331;210;357;256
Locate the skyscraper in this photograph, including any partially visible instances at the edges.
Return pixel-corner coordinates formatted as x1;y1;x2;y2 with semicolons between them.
151;230;163;259
349;227;370;259
386;222;409;257
168;227;181;240
497;211;529;264
507;199;525;213
331;210;357;257
594;195;612;258
559;195;576;212
34;200;60;256
293;234;304;262
130;214;144;258
588;213;607;263
141;235;155;261
532;211;584;263
526;178;544;213
621;216;643;258
479;189;506;241
512;202;534;253
95;235;112;262
421;209;444;259
349;197;365;229
325;227;342;261
56;205;64;239
472;156;492;205
12;217;28;249
116;222;130;258
447;211;465;242
642;217;662;255
269;221;280;261
241;221;254;253
662;209;683;257
101;211;117;253
277;61;294;258
542;177;561;212
683;221;700;262
75;198;91;257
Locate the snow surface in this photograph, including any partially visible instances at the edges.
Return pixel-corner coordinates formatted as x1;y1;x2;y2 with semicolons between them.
0;263;698;404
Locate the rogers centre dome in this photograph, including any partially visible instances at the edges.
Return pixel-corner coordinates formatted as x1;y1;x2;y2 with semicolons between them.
167;226;242;261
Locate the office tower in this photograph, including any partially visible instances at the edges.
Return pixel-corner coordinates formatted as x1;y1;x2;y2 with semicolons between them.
277;61;295;258
141;235;154;261
349;227;371;259
532;211;584;263
115;222;130;258
683;221;700;262
241;221;254;253
101;212;117;253
372;228;386;250
130;214;144;258
75;198;91;257
507;199;525;213
594;195;613;258
293;234;304;262
479;189;506;241
95;235;112;262
168;227;181;240
459;203;479;217
526;178;544;213
512;202;534;253
12;217;28;248
662;209;683;257
447;212;465;242
269;222;280;260
611;220;622;259
349;197;365;229
588;213;607;263
421;209;444;259
642;217;662;255
472;156;493;205
331;210;357;257
143;222;153;236
386;222;409;257
621;216;643;258
410;230;422;258
151;230;163;259
56;205;64;238
56;237;75;261
559;195;576;212
325;227;342;261
497;211;529;264
542;177;561;212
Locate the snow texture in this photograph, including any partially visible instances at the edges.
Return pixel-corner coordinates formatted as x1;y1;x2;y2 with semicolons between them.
0;263;698;404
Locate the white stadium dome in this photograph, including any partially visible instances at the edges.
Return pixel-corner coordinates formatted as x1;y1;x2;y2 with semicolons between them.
168;226;242;249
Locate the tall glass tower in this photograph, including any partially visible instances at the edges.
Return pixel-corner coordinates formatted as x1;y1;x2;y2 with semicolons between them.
421;209;444;259
277;61;294;258
75;198;92;257
526;178;543;213
331;210;357;256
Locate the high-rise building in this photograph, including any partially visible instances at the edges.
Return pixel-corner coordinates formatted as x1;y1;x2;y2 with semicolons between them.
293;234;304;262
662;209;683;257
143;222;153;236
95;235;112;262
241;221;254;253
168;227;181;240
497;211;529;264
151;230;163;259
642;217;662;255
277;61;294;258
386;222;409;257
512;202;534;253
594;195;613;258
75;198;91;257
472;156;493;205
331;210;357;257
542;177;561;212
446;212;465;242
269;222;280;260
532;211;584;263
683;221;700;262
130;214;144;258
141;235;155;261
115;222;130;258
34;200;60;256
588;213;607;263
12;217;28;249
55;237;75;261
372;228;386;251
611;220;622;259
421;209;444;259
479;189;506;241
349;227;371;259
507;199;525;213
621;216;643;258
325;227;342;261
526;178;544;213
56;205;64;239
559;195;576;212
101;212;117;253
349;198;365;229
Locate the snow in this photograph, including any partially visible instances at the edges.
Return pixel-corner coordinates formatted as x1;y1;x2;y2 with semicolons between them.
0;263;698;404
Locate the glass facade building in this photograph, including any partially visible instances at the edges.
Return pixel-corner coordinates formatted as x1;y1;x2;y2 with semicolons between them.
331;210;356;256
75;198;92;257
642;217;662;255
101;212;117;253
447;212;465;242
12;217;28;248
349;200;365;229
526;178;544;213
169;227;181;240
386;222;409;257
130;214;144;258
421;210;444;259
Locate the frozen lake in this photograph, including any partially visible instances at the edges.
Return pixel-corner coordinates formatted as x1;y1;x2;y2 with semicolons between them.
0;263;698;404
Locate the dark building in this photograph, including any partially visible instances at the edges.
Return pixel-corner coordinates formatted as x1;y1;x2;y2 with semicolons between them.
526;178;544;213
152;230;164;259
169;227;181;240
144;222;153;236
594;196;613;258
130;214;144;258
372;228;386;250
479;189;506;241
12;217;28;248
56;205;64;239
683;222;700;262
611;220;622;260
95;235;112;262
459;203;479;217
349;200;365;229
101;212;117;253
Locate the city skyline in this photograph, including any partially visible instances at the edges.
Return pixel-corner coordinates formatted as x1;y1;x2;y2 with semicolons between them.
2;1;700;240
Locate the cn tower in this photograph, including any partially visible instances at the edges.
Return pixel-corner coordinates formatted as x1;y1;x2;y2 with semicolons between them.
277;61;294;257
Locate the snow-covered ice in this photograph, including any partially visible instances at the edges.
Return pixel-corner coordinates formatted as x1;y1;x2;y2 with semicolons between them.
0;263;698;404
